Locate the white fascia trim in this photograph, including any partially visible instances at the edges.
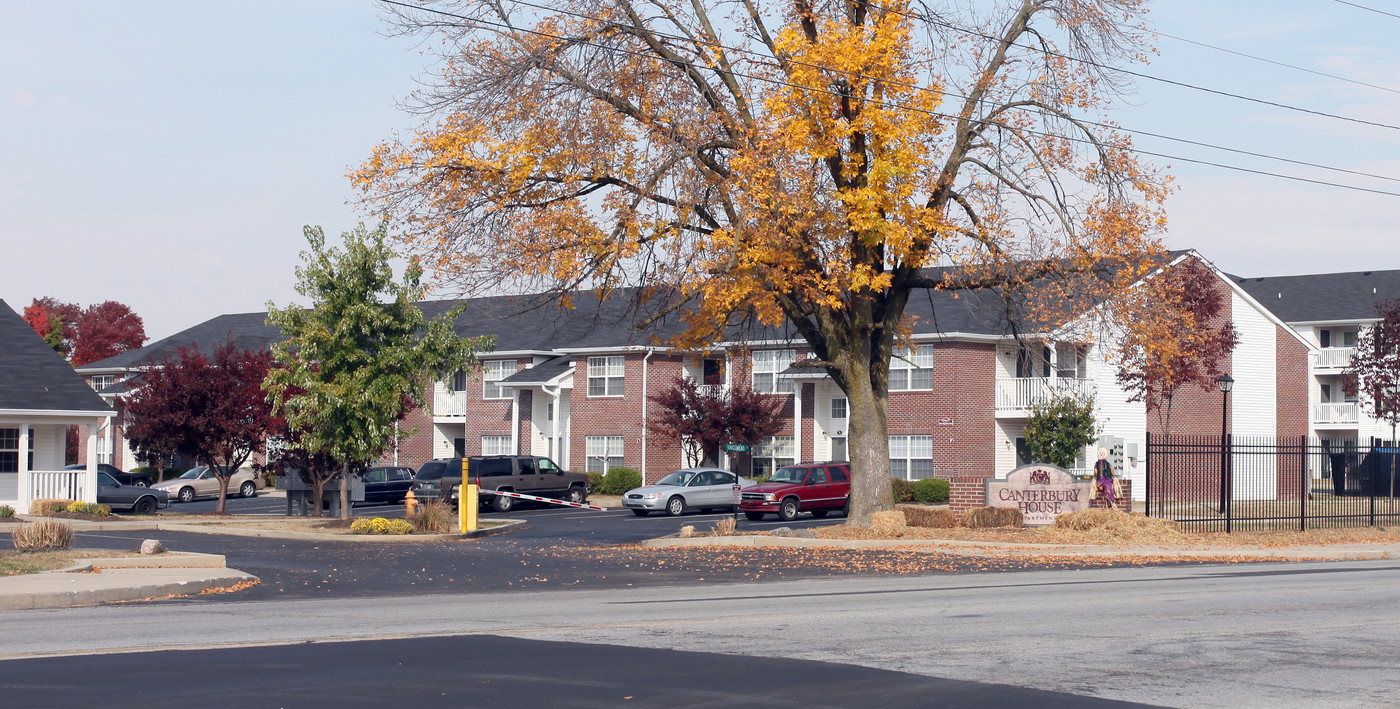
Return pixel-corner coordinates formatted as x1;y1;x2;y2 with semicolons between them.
0;409;114;420
1283;318;1381;328
911;332;1010;343
71;365;133;375
554;345;673;355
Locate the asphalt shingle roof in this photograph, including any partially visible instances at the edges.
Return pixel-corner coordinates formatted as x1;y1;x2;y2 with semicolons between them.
499;355;573;385
0;299;113;413
1234;270;1400;323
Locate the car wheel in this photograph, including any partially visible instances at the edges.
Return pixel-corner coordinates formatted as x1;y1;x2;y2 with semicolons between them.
843;497;851;517
778;497;800;522
492;492;515;513
240;481;257;498
133;480;149;488
133;497;156;515
177;487;195;503
810;509;829;518
666;496;686;517
632;509;650;517
744;511;765;521
566;485;586;504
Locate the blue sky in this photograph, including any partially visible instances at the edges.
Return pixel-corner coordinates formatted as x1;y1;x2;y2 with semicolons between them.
3;0;1398;340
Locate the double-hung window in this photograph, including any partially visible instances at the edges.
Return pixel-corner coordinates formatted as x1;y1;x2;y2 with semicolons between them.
586;436;624;473
483;360;513;399
0;428;33;473
588;356;625;397
752;350;796;394
752;436;795;478
889;345;933;391
889;435;933;480
481;435;512;456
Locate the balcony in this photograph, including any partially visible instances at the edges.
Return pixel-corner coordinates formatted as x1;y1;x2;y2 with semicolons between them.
433;389;468;417
1312;347;1355;371
995;377;1093;413
1313;402;1359;426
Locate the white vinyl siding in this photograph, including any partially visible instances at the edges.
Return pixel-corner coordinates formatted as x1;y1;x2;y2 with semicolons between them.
483;360;513;400
587;356;625;397
889;345;934;391
752;350;796;394
753;436;795;478
889;435;933;480
585;436;624;473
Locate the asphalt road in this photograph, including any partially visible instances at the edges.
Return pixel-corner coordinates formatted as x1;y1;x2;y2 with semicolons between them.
6;561;1399;707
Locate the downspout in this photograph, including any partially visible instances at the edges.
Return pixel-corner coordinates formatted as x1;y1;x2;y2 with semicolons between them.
641;350;653;485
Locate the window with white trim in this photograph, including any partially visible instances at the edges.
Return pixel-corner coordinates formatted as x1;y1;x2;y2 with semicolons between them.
889;435;934;480
483;360;513;399
752;350;796;394
889;345;933;391
90;375;113;392
0;428;34;473
587;356;625;397
830;397;847;420
449;369;469;393
752;436;795;478
585;436;624;473
482;435;512;456
1055;343;1087;379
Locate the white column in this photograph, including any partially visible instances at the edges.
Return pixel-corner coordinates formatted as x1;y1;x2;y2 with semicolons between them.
793;384;803;464
17;423;31;513
510;389;520;455
85;421;99;503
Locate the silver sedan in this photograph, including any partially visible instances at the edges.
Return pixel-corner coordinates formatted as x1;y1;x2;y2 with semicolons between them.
622;467;757;516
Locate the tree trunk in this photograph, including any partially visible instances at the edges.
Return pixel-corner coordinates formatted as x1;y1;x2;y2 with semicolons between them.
215;474;230;515
309;474;327;518
841;354;893;526
339;466;351;520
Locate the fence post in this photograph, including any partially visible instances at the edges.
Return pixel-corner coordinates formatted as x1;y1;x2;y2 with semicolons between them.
1145;432;1152;519
1299;434;1307;533
1371;437;1378;527
1225;433;1233;534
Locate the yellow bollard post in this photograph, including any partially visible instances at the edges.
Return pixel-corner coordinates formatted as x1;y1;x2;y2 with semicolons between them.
464;483;479;532
405;489;417;517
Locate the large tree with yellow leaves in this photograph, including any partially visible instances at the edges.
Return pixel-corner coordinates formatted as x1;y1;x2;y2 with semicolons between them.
356;0;1170;525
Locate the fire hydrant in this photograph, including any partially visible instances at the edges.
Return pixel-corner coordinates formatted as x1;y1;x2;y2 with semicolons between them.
405;489;418;517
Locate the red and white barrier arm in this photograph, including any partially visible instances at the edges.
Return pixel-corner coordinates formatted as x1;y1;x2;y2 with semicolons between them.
483;488;607;511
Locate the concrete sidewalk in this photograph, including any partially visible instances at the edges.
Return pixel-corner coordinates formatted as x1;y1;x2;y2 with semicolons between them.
0;552;257;611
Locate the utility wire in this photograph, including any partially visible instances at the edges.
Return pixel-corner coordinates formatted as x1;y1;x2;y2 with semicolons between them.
1334;0;1400;21
380;0;1400;198
421;0;1400;186
1155;29;1400;97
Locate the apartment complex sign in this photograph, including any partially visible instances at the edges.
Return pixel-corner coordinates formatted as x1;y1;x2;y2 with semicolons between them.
985;464;1091;525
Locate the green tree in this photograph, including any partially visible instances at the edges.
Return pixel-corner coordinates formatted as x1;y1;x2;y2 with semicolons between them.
1024;394;1097;469
264;223;494;519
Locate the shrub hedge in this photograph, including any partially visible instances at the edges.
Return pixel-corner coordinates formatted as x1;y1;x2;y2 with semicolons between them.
598;467;642;495
912;478;950;504
891;478;915;503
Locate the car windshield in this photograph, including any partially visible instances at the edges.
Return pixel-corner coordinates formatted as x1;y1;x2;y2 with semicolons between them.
178;468;205;479
655;471;696;487
768;467;807;484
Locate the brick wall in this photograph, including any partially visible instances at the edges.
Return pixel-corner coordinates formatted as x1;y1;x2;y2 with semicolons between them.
569;352;689;481
889;341;997;479
1276;326;1309;437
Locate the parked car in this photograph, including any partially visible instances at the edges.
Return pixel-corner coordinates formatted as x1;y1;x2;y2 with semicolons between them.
739;462;852;522
358;466;415;505
96;472;169;514
412;455;589;513
623;468;757;516
153;465;265;503
65;463;152;488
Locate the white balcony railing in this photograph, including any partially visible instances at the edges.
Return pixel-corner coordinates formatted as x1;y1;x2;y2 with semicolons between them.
433;389;469;417
30;470;88;503
995;377;1093;411
1312;347;1356;370
1313;402;1359;425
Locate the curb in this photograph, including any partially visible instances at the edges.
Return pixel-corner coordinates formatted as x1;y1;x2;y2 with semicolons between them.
0;570;260;611
156;519;526;542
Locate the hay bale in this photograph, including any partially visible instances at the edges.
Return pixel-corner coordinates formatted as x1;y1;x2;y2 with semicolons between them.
961;506;1024;528
899;504;957;528
1049;509;1186;543
871;509;907;536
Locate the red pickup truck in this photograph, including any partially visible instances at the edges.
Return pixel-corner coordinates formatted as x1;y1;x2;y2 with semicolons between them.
739;462;851;522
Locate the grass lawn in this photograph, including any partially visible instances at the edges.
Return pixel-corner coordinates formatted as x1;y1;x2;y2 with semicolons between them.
0;550;141;576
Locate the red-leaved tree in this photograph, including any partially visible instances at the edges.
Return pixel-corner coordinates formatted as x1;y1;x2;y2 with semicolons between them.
647;377;786;474
1114;258;1239;436
23;297;80;356
72;301;147;367
122;340;277;513
1347;300;1400;455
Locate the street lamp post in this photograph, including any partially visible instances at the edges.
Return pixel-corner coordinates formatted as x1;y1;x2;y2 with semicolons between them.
1217;374;1234;525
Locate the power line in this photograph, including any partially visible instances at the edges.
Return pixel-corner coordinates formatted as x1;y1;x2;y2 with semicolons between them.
419;0;1400;186
1335;0;1400;21
380;0;1400;199
1155;29;1400;97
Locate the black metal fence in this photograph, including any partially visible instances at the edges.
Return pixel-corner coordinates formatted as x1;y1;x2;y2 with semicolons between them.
1146;434;1400;533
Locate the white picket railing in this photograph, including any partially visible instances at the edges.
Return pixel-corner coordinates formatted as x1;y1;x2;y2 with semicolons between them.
29;470;88;503
1312;347;1355;370
995;377;1093;411
433;389;469;417
1313;402;1359;425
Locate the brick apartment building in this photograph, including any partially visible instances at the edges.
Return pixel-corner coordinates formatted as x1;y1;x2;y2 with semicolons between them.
68;252;1400;503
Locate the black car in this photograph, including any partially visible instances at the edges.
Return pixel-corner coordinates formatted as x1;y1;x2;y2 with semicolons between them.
358;466;415;505
66;463;152;488
95;472;169;514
